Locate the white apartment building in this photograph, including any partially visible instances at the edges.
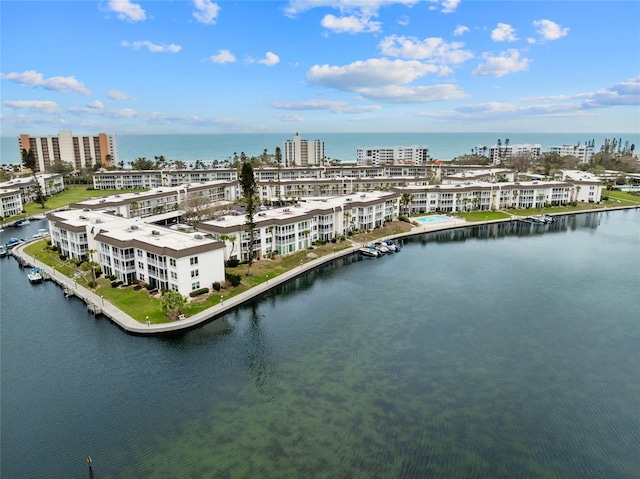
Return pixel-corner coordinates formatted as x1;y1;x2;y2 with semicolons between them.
19;130;118;172
489;144;541;165
0;188;23;218
548;145;594;164
75;181;236;219
0;173;65;204
47;209;225;296
284;133;325;167
396;177;600;214
560;170;604;202
357;146;430;166
198;191;401;260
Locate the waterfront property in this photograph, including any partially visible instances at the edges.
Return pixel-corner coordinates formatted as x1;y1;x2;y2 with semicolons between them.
197;191;401;260
284;133;325;167
0;173;65;204
0;187;24;218
47;209;226;296
356;145;430;166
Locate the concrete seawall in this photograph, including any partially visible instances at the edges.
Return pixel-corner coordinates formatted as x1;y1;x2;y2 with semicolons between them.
11;205;637;335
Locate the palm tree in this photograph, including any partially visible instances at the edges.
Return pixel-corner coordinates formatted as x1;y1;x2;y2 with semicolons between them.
130;201;139;218
400;193;414;216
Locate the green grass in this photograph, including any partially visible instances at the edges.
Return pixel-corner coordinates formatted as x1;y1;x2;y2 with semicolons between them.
456;211;511;221
603;189;640;204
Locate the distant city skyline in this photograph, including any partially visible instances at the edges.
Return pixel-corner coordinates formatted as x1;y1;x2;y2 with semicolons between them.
1;1;639;137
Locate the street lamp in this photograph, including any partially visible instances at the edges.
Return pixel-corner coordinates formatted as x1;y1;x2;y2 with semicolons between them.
146;316;150;327
220;295;224;305
300;259;303;268
101;295;104;305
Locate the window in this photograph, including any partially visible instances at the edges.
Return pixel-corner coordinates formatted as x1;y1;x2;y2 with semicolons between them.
190;257;199;266
138;262;144;269
191;269;199;278
171;271;177;280
169;258;176;267
137;250;143;257
191;282;200;291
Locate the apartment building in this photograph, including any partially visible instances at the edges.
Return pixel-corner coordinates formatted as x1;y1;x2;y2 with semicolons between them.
284;133;325;167
18;130;117;172
0;188;23;218
488;144;541;165
47;209;225;296
396;178;596;214
197;191;401;260
0;173;65;204
74;181;236;219
356;146;430;166
548;145;594;164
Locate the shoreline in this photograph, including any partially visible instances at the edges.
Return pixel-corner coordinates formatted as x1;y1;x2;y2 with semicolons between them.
10;205;638;336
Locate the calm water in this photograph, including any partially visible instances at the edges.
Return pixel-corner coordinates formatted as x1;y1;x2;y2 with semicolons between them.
2;132;639;164
1;211;639;478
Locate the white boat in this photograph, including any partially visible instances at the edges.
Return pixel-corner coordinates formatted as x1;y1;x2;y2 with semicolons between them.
27;268;43;283
33;229;49;239
383;239;399;252
374;242;390;254
0;245;7;257
358;246;379;257
31;213;47;220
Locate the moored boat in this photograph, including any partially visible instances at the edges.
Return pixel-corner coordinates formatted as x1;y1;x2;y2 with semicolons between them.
358;246;379;257
5;238;23;249
0;245;7;257
27;268;43;283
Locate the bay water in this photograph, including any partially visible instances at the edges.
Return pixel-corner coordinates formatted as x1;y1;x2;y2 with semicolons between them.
1;210;639;478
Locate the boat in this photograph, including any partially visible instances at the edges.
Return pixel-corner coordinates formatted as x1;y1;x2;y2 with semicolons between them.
31;213;47;220
5;238;23;249
542;214;555;223
358;246;379;257
383;239;399;252
12;218;30;227
527;216;546;224
374;242;390;254
27;268;43;283
33;229;49;239
0;245;7;257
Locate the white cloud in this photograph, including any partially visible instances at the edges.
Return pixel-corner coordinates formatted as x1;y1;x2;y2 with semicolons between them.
533;19;569;41
321;13;381;33
473;49;531;77
436;0;461;14
3;100;60;114
308;58;439;91
285;1;420;17
121;41;182;53
379;35;473;65
108;0;146;22
491;23;517;42
208;50;236;64
1;70;91;95
453;25;469;36
533;77;640;108
275;113;305;122
270;99;381;113
258;52;280;66
193;0;220;25
87;100;104;109
106;90;134;101
357;84;468;103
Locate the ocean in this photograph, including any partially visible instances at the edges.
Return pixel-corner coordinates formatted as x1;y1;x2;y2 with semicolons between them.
2;132;639;166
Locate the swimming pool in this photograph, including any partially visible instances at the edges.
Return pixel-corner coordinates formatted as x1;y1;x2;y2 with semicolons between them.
415;215;450;224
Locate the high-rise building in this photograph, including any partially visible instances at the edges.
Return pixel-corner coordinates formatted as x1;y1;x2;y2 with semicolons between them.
356;146;430;166
284;133;324;167
18;130;118;172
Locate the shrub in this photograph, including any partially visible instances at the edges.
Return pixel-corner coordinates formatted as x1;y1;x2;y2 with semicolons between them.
144;283;153;290
87;281;96;288
330;237;337;243
212;282;221;291
111;281;119;288
225;258;240;268
189;287;209;297
225;272;242;286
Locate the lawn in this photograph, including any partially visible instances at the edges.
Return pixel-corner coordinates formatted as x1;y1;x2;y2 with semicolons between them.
21;220;413;325
603;189;640;205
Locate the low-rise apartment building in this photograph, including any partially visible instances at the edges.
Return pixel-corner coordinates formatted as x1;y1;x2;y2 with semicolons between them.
0;188;24;218
197;191;401;261
47;209;225;296
548;145;594;164
0;173;65;204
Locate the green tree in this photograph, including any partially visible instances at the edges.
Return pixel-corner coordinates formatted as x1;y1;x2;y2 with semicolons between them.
47;159;74;175
161;290;186;319
31;173;47;208
400;193;414;216
130;157;155;170
239;162;258;276
21;148;37;171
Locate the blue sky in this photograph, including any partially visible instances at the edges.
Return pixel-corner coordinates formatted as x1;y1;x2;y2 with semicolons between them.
1;0;639;136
